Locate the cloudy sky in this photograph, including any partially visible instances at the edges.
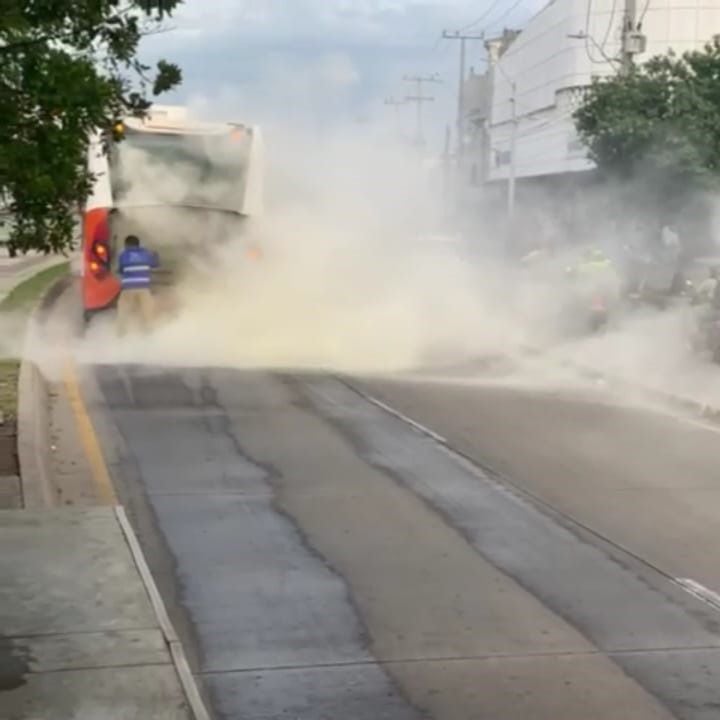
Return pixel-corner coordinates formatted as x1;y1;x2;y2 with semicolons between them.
142;0;547;145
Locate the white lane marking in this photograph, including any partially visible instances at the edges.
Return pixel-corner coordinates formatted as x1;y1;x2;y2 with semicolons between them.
116;506;211;720
676;578;720;613
341;381;449;445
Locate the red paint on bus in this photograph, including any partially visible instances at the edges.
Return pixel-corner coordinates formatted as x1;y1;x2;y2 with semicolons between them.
82;207;121;312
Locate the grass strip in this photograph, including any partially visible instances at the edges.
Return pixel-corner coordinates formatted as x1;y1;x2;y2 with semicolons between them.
0;261;69;423
0;261;70;315
0;359;20;423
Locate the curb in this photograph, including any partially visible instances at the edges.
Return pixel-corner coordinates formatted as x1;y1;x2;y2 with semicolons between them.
17;359;53;507
588;367;720;425
522;344;720;427
116;506;212;720
16;273;73;508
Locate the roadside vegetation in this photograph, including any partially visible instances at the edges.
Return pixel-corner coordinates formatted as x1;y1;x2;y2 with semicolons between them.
0;0;183;255
574;38;720;240
0;261;70;316
0;262;70;314
0;261;70;426
0;359;19;423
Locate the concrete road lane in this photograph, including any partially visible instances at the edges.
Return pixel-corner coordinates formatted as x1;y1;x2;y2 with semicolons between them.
86;365;720;719
354;377;720;598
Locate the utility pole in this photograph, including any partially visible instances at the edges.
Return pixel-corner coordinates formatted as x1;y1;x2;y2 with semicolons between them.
384;97;406;140
443;124;452;218
403;74;440;148
442;31;485;165
507;82;517;219
620;0;646;73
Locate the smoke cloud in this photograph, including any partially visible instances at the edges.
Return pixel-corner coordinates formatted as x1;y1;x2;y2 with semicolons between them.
39;101;718;415
78;123;528;371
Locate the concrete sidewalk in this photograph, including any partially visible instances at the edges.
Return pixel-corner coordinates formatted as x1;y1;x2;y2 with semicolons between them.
0;507;195;720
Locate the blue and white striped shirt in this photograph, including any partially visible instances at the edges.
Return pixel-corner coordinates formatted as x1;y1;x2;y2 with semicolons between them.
118;247;159;290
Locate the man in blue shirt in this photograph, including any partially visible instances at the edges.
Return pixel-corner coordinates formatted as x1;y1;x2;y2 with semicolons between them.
117;234;159;335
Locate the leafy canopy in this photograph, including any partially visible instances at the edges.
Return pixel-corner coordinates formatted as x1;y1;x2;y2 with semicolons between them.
0;0;183;254
574;39;720;191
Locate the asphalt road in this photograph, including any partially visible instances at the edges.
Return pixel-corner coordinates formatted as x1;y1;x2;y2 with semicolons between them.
84;364;720;720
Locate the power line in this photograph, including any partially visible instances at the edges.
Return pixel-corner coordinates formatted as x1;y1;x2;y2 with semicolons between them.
489;112;579;157
578;0;619;65
486;13;618;108
493;64;606;112
459;0;506;32
598;0;620;52
490;111;578;143
638;0;653;27
490;9;597;66
485;0;532;32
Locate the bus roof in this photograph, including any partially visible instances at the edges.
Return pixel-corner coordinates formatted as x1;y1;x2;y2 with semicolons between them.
123;106;250;136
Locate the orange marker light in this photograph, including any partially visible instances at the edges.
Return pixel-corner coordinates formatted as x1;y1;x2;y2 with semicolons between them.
89;261;100;273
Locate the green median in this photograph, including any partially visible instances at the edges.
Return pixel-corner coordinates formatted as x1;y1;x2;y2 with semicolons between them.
0;261;69;426
0;261;70;316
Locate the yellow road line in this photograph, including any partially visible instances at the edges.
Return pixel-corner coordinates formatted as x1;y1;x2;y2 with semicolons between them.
63;358;118;505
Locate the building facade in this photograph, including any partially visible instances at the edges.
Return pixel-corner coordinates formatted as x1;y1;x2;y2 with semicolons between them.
463;0;720;186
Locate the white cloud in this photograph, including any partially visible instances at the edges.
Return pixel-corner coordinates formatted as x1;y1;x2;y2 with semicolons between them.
316;53;361;89
142;0;549;141
152;0;545;48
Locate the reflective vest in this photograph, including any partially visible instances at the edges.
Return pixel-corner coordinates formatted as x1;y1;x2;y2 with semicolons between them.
577;259;612;274
118;247;158;290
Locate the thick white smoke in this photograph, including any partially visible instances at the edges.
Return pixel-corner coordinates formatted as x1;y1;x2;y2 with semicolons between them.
62;106;720;414
77;123;548;371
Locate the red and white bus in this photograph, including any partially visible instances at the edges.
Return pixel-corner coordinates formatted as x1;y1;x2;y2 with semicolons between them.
80;105;263;322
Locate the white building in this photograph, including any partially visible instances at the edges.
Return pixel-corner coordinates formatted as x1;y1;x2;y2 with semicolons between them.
470;0;720;184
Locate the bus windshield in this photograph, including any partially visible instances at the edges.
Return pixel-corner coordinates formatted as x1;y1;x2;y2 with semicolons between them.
109;129;249;213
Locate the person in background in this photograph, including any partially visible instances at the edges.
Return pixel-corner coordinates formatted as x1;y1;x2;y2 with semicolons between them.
568;245;623;310
689;265;720;357
693;266;719;306
117;234;159;335
571;247;620;288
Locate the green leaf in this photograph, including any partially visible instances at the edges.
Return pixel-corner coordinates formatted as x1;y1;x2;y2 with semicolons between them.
153;59;182;96
574;42;720;192
0;0;184;254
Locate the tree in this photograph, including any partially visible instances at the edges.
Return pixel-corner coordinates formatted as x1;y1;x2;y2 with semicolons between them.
574;39;720;206
0;1;183;254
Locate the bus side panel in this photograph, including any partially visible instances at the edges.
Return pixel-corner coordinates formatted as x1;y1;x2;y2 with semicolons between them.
82;207;121;312
82;135;120;314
